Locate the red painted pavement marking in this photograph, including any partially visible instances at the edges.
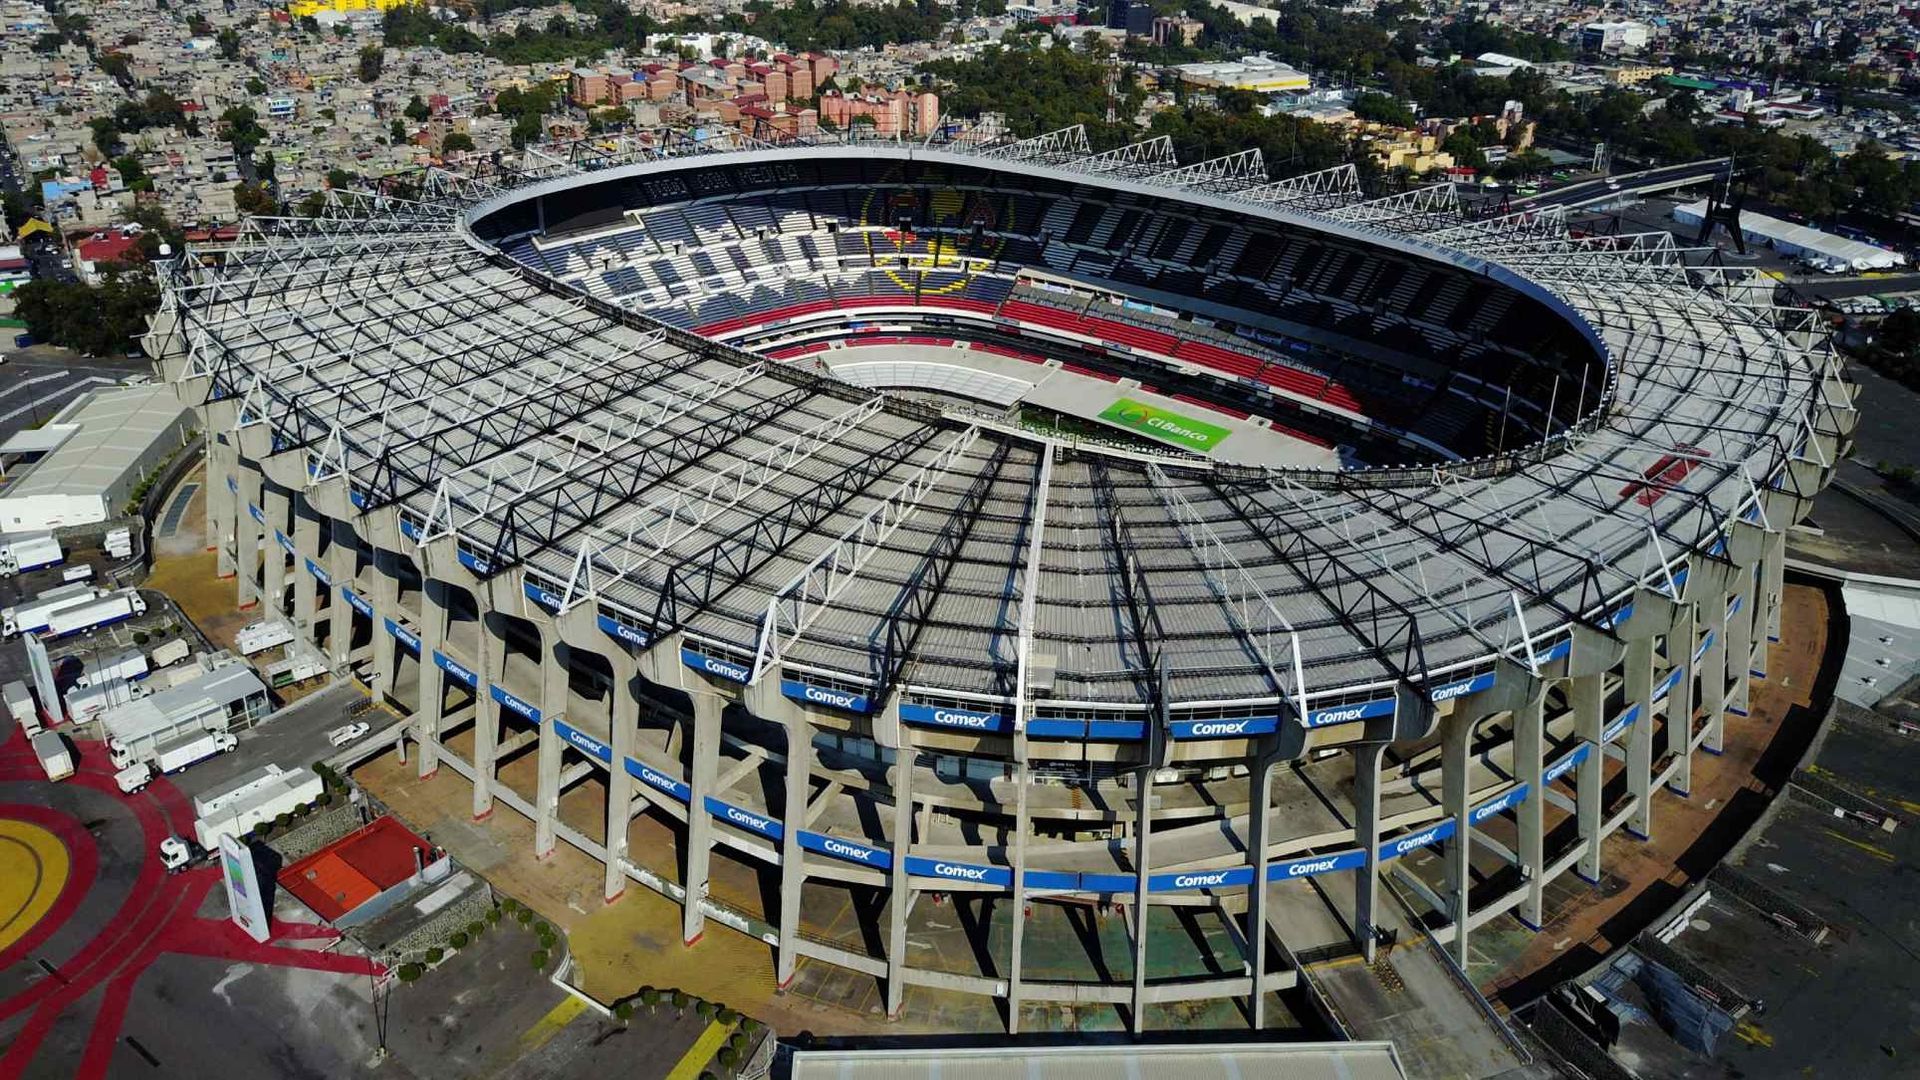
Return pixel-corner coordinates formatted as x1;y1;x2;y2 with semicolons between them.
0;735;383;1080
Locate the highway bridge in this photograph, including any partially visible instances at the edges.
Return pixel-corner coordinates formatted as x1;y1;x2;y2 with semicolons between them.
1515;157;1733;211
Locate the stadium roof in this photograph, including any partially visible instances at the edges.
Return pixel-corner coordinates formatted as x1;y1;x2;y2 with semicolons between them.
786;1041;1410;1079
153;128;1842;719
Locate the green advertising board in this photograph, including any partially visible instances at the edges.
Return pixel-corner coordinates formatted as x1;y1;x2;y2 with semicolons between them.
1096;397;1233;453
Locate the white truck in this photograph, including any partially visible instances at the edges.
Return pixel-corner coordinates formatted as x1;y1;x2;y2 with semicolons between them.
115;761;152;794
61;564;93;584
68;679;149;725
44;589;146;639
3;680;34;725
104;527;132;559
192;765;322;849
234;620;294;656
0;532;63;577
148;639;191;669
3;583;103;637
151;729;236;774
76;647;149;687
31;731;72;782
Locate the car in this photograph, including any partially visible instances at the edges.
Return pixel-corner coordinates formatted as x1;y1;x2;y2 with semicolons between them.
327;721;370;747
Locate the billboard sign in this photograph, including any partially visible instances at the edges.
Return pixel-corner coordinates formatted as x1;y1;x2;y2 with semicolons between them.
1096;398;1233;453
219;834;271;943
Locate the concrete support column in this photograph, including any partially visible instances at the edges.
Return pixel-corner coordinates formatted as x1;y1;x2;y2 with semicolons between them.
471;617;499;821
207;439;238;577
1129;755;1156;1031
604;647;638;903
1440;712;1472;967
885;743;915;1018
292;506;321;639
1006;744;1031;1032
679;687;723;946
369;552;401;702
234;465;264;608
775;711;813;988
1352;739;1385;962
1697;599;1728;754
532;632;567;859
1665;601;1699;798
1624;634;1656;840
1760;527;1786;648
1513;689;1547;928
262;487;290;618
1245;745;1277;1027
1571;673;1605;883
327;519;355;671
1724;568;1756;718
415;582;445;780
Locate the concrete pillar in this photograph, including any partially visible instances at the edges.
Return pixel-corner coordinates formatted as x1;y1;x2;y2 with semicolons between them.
292;505;320;639
327;519;356;671
1571;673;1605;884
471;615;499;820
1760;527;1786;648
262;486;290;618
885;741;915;1017
1665;600;1698;798
1624;634;1656;840
1684;560;1734;756
234;464;263;608
1352;740;1385;962
776;708;812;988
533;632;567;858
1440;712;1472;967
415;581;445;780
207;439;238;576
678;684;723;945
1005;742;1030;1033
1245;744;1278;1027
604;646;638;903
1513;687;1547;928
1129;754;1156;1031
369;551;401;703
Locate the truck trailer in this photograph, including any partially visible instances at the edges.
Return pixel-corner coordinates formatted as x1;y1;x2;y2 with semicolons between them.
68;679;149;725
2;584;102;637
151;729;236;774
76;648;149;687
234;620;295;656
192;765;322;849
44;590;147;639
148;639;191;669
32;732;72;782
3;680;34;725
0;533;64;577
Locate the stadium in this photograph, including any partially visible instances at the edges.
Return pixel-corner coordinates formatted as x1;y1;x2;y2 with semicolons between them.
149;126;1854;1030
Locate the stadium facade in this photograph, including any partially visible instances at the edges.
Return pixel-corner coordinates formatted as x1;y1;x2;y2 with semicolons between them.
149;127;1854;1029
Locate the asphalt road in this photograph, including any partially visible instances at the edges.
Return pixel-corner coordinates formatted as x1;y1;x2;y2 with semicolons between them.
0;347;150;445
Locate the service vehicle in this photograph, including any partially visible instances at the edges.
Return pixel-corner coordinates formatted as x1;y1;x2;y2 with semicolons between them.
234;620;294;656
3;680;34;725
327;721;370;747
32;731;72;781
3;583;102;636
150;730;236;774
0;533;63;576
75;647;148;687
44;589;146;639
148;638;191;668
114;761;152;794
61;564;93;583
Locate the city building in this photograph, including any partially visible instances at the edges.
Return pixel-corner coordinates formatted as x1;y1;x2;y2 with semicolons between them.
0;383;193;532
1151;15;1203;47
1582;20;1652;54
1174;54;1311;93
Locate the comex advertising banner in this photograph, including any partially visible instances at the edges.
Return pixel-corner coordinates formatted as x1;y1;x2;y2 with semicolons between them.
1096;397;1233;454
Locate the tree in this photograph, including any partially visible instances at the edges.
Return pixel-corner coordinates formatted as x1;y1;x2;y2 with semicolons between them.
358;44;384;83
87;116;122;156
246;76;267;96
440;131;475;153
390;118;407;143
234;175;275;212
217;27;240;59
220;105;266;156
404;95;430;122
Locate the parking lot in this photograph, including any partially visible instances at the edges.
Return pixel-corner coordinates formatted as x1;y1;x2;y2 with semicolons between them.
0;346;150;447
